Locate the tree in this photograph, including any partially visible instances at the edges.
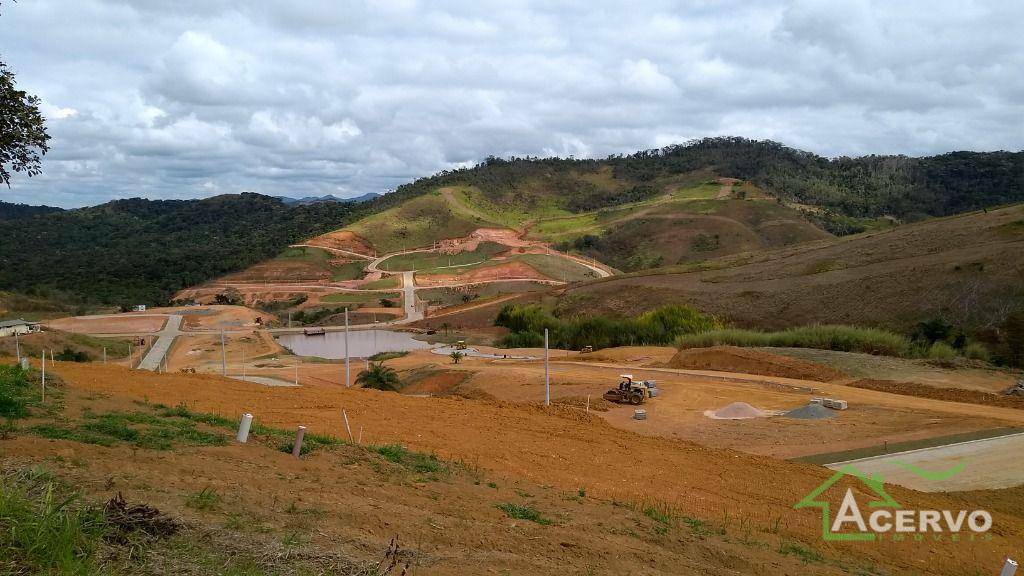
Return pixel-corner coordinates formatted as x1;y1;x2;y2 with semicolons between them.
450;351;464;364
1;2;50;188
440;322;450;336
355;362;402;391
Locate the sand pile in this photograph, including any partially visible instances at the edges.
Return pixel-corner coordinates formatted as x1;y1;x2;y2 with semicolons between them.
665;346;845;382
704;402;770;420
783;402;835;420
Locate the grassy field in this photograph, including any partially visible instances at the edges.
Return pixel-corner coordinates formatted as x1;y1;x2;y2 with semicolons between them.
321;291;400;304
359;275;402;289
379;241;507;271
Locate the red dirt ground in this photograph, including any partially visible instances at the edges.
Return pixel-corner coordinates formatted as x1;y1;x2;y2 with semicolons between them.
416;261;549;287
664;346;847;382
305;230;376;256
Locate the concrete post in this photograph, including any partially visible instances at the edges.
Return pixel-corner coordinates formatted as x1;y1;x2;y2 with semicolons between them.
1002;559;1018;576
344;308;350;387
544;328;550;406
236;413;253;443
292;426;307;458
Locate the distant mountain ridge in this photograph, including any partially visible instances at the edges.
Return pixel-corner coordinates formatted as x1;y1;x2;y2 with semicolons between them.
278;192;381;206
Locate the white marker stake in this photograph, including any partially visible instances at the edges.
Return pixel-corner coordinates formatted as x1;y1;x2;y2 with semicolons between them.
236;413;253;443
220;330;227;376
103;347;107;364
292;426;306;458
1001;559;1018;576
40;351;46;402
342;409;354;442
586;395;590;413
294;363;299;386
344;308;350;387
358;426;363;445
544;328;550;406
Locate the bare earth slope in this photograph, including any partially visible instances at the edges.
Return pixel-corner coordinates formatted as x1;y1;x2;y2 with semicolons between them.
559;204;1024;330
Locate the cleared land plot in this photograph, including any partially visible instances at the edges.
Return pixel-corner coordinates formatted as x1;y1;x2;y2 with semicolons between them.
378;241;507;271
320;291;401;305
220;246;366;283
827;433;1024;491
47;315;168;334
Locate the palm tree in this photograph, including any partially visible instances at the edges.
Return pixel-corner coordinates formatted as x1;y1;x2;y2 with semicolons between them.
450;351;465;364
355;362;402;392
440;322;451;336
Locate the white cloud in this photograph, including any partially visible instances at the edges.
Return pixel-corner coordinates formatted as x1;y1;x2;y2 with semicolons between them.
0;0;1021;208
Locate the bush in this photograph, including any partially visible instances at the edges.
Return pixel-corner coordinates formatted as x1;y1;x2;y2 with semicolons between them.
0;365;32;419
963;342;991;362
926;342;958;360
676;325;912;357
495;304;721;351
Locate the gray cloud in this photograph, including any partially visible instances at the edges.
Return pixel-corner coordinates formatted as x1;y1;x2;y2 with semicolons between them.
2;0;1021;207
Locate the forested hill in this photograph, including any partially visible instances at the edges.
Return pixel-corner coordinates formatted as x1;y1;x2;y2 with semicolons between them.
387;137;1023;223
0;201;62;221
0;193;365;306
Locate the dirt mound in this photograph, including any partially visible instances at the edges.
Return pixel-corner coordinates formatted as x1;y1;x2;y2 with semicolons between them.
783;402;835;420
665;346;845;382
305;230;375;256
848;378;1024;410
703;401;770;420
399;368;470;395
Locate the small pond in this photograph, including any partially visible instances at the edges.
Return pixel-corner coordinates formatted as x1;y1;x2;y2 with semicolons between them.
275;330;432;359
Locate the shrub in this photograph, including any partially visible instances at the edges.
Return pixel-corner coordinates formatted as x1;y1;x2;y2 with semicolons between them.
495;502;552;525
495;304;720;351
926;342;958;360
963;342;991;362
0;365;32;419
676;325;912;357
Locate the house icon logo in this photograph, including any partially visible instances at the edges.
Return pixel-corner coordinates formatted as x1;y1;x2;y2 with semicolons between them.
794;465;900;541
794;462;992;541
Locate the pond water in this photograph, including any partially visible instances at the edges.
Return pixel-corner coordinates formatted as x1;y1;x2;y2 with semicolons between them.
275;330;432;359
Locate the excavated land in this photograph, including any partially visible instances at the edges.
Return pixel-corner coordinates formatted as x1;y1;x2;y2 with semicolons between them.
415;261;550;287
664;346;847;382
304;230;376;256
47;314;168;334
15;359;1024;575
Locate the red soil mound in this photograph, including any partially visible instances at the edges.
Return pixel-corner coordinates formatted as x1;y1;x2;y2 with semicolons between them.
306;230;375;256
664;346;845;382
848;378;1024;410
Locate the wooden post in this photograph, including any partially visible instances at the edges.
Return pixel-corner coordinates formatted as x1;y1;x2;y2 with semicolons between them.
102;347;107;364
544;328;550;406
586;395;590;413
220;330;227;376
40;351;46;402
292;426;306;458
342;409;354;442
14;331;20;363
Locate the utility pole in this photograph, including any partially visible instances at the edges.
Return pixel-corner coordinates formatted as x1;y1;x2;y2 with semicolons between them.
544;328;550;406
220;330;227;376
344;308;350;387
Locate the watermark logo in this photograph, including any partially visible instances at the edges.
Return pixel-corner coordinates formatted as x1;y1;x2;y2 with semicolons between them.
794;463;992;542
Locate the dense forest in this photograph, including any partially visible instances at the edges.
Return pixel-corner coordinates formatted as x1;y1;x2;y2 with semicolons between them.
0;194;364;305
0;201;61;221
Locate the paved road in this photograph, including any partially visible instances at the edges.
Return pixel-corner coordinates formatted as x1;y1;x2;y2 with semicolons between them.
826;432;1024;492
401;271;424;322
137;315;183;371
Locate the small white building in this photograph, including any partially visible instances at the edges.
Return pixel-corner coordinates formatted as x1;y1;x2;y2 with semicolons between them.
133;304;147;312
0;319;41;338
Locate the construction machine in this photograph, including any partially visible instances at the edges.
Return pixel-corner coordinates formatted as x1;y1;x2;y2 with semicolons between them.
602;374;659;405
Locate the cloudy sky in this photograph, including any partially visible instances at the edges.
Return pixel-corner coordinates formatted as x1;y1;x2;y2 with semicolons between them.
2;1;1022;208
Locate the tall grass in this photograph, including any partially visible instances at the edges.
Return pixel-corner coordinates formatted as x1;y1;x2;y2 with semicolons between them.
675;325;912;357
0;469;105;575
